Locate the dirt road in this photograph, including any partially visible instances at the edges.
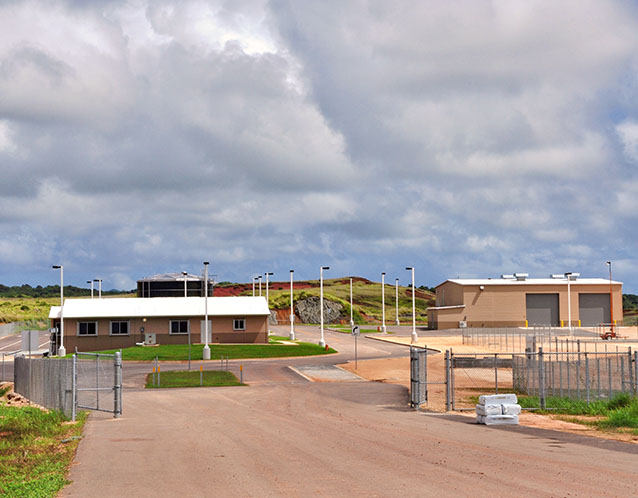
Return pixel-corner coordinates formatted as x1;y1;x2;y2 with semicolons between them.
63;380;638;497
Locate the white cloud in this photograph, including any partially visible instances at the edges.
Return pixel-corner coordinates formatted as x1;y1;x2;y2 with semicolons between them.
0;0;637;291
616;120;638;164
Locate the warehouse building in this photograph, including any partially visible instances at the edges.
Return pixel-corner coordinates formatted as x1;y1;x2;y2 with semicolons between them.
427;273;622;329
49;296;269;353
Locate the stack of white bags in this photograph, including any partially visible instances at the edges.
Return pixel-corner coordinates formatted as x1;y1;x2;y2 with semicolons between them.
476;394;521;425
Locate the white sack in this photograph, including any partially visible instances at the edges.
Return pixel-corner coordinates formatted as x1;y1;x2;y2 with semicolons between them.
475;404;502;416
478;394;517;405
501;404;521;416
478;414;519;425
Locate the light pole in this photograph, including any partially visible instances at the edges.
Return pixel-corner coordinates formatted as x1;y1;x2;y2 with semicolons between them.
406;267;417;344
87;280;94;299
52;265;65;357
349;277;354;327
203;262;211;360
252;276;256;297
606;261;614;333
564;272;573;332
289;270;295;340
258;275;262;296
381;272;386;333
182;271;188;297
94;279;102;298
395;278;400;326
265;272;273;337
319;266;330;347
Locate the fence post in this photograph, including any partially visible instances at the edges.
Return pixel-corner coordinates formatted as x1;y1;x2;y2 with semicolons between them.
450;348;455;411
114;351;122;418
539;347;545;410
620;355;625;394
585;353;590;405
445;350;451;412
72;354;77;422
634;352;638;396
627;346;634;392
96;354;100;411
494;353;498;394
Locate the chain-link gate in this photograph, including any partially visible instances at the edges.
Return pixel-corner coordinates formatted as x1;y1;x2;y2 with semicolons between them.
72;351;122;421
410;347;427;408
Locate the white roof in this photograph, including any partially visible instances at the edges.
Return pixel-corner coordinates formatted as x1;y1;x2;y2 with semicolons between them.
49;296;269;319
442;278;621;287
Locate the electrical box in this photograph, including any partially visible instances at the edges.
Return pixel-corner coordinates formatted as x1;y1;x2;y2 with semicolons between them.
145;333;156;345
459;321;467;328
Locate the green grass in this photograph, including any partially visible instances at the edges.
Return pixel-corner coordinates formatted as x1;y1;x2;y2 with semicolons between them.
145;370;243;388
0;405;87;497
266;278;433;325
91;342;337;361
516;393;638;430
330;326;385;334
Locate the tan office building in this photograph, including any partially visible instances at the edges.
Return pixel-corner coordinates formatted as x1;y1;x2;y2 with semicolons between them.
49;296;270;353
427;275;622;329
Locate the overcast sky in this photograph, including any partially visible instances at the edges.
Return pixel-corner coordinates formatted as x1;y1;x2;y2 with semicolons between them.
1;0;637;292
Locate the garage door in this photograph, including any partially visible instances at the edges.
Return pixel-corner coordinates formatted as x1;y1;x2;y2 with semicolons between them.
526;294;559;326
579;294;610;326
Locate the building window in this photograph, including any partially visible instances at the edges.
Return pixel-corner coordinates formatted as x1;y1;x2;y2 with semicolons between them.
78;322;98;336
170;320;189;335
110;321;129;336
233;318;246;331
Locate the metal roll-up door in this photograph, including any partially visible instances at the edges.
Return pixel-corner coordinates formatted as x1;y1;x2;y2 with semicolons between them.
526;294;559;326
578;294;610;326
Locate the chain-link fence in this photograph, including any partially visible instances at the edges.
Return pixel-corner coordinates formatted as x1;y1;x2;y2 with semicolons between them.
448;349;638;410
13;353;122;420
461;327;636;354
74;352;122;420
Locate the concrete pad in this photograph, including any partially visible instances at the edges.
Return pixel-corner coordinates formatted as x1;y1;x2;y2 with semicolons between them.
289;364;365;382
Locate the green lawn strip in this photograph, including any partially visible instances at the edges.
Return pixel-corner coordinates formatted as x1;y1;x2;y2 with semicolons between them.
145;370;243;388
330;326;384;334
91;342;337;361
0;405;87;498
516;393;638;430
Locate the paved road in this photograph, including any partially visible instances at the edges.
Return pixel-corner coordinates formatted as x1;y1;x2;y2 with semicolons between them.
59;324;638;497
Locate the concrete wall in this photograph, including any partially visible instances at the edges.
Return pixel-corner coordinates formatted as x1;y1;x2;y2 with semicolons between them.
429;282;623;329
58;315;268;353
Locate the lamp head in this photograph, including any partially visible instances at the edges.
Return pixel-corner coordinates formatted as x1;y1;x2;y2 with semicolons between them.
52;265;61;269
405;266;413;271
321;266;330;270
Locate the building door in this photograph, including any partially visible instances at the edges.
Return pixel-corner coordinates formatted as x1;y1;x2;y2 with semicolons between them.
526;294;559;326
200;320;212;343
579;294;611;326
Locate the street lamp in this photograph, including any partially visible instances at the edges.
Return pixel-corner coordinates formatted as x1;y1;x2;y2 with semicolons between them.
182;271;188;297
94;279;102;298
349;277;354;327
319;266;330;347
395;278;400;326
564;272;576;332
289;270;295;340
252;276;257;297
265;272;274;337
406;267;417;344
381;272;387;333
606;261;614;333
52;265;65;356
258;275;262;297
203;262;211;360
87;280;94;299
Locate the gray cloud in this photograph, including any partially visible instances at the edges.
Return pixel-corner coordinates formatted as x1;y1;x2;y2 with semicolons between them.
0;0;637;292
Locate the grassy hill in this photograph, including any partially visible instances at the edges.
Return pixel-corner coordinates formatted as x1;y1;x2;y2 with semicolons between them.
217;277;434;325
